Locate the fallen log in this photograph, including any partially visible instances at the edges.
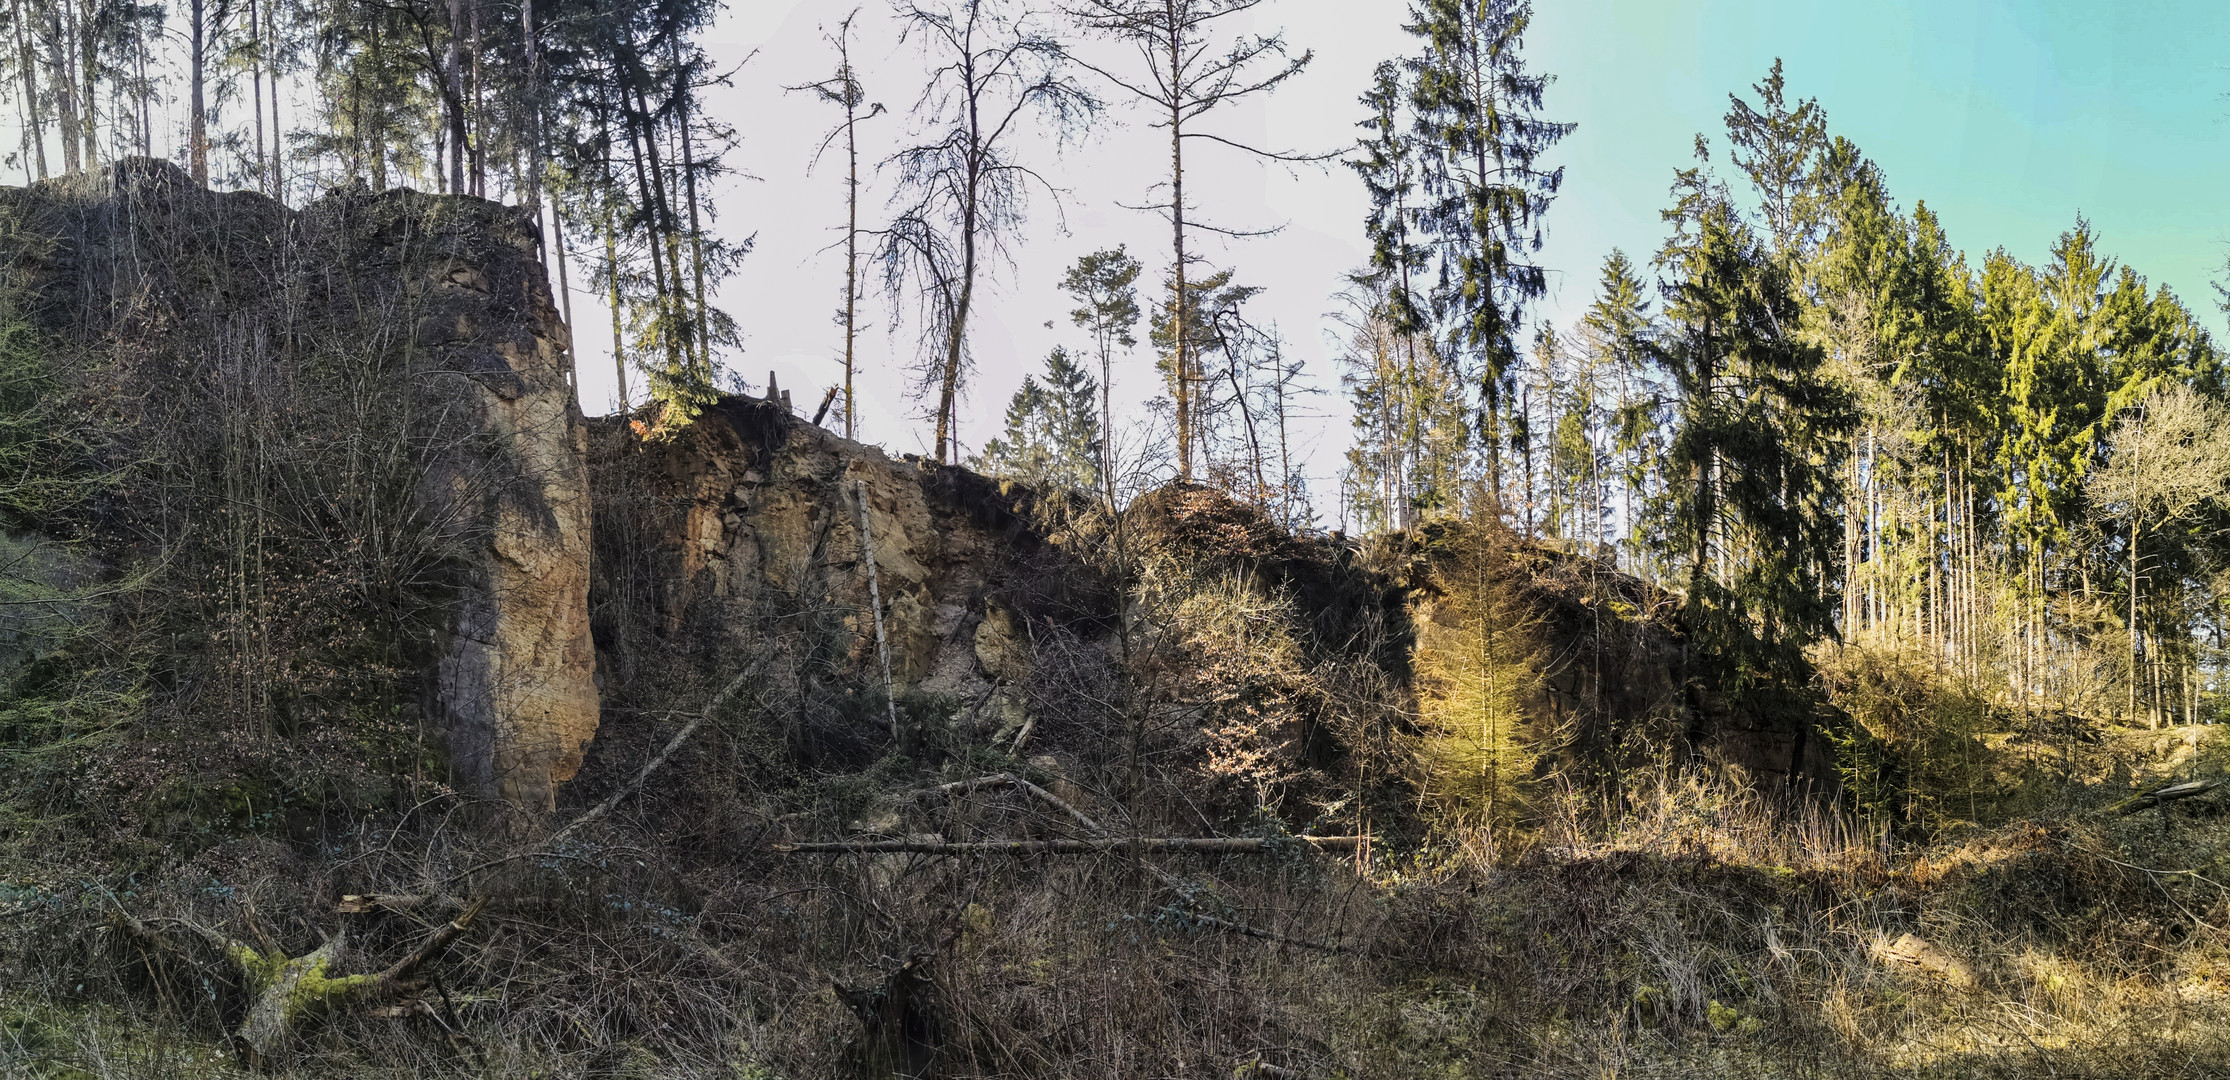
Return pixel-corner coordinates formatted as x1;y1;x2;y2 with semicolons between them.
904;776;1347;948
772;836;1361;856
2113;777;2222;815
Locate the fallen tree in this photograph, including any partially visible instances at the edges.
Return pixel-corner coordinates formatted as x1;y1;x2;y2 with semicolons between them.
2113;777;2221;815
771;836;1362;855
103;663;764;1065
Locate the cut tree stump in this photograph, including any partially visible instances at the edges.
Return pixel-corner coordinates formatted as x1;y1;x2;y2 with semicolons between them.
112;896;488;1065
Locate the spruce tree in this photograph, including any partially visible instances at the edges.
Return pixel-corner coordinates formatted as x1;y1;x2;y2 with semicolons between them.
1403;0;1571;504
972;345;1103;493
1579;251;1662;575
1654;147;1853;712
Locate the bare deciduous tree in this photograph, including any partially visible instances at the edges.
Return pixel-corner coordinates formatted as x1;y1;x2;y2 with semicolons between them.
881;0;1096;464
2088;383;2230;725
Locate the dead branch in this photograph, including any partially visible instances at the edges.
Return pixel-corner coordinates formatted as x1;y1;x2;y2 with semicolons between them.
771;836;1361;856
109;895;490;1064
547;659;763;849
918;772;1108;836
908;775;1346;947
1185;914;1343;953
370;896;488;984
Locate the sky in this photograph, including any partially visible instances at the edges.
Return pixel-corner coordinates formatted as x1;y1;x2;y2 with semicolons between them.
7;1;2222;514
633;0;2229;514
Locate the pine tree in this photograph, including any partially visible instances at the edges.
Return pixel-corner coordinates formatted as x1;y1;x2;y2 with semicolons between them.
1061;246;1141;496
1654;145;1853;709
972;345;1103;493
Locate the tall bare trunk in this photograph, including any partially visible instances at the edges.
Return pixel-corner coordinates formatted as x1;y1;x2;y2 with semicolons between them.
672;43;710;376
628;78;687;386
12;0;45;180
267;0;281;198
48;3;79;173
519;0;541;210
842;72;862;439
1167;4;1190;481
2131;514;2142;727
189;0;209;184
934;51;984;466
606;211;627;411
445;0;466;194
469;0;484;196
74;0;96;166
250;0;265;189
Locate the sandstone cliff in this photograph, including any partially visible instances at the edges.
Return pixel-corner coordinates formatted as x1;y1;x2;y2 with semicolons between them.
0;160;596;811
586;396;1063;762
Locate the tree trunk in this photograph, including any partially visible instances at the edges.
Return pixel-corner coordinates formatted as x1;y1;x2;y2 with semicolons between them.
605;209;628;411
11;0;45;181
267;0;281;198
519;0;541;211
74;0;96;167
189;0;208;185
774;836;1363;855
47;4;79;174
843;76;861;439
251;0;265;189
852;480;900;740
1167;5;1190;481
445;0;466;195
933;55;983;466
469;0;484;196
2132;515;2142;727
671;38;711;377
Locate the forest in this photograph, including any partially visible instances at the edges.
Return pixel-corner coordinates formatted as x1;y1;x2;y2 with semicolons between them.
2;0;2230;1077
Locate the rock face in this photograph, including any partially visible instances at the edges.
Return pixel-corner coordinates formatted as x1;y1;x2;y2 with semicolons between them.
587;397;1055;755
0;161;596;810
397;191;598;811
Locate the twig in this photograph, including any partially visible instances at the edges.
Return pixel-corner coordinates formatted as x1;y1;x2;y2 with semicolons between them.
919;772;1107;836
1187;914;1342;954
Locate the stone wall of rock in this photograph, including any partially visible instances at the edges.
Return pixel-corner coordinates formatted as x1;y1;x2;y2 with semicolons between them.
586;397;1056;756
389;186;598;812
0;161;597;811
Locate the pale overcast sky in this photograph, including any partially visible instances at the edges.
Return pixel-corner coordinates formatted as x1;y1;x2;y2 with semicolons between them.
6;0;2224;520
618;0;2230;514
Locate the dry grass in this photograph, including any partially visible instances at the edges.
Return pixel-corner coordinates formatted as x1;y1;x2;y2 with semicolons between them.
8;741;2230;1079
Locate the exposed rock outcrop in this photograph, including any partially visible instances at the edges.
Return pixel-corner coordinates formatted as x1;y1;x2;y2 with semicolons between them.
587;397;1062;758
0;161;596;811
395;188;597;812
